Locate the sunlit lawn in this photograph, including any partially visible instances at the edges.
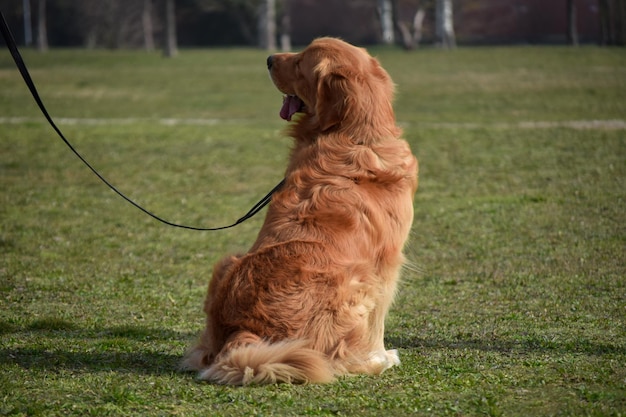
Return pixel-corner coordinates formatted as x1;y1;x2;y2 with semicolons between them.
1;45;625;416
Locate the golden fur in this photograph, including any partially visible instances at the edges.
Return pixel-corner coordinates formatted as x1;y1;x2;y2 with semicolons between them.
182;38;418;385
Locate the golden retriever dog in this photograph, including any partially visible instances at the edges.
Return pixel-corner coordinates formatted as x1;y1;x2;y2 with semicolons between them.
182;37;418;385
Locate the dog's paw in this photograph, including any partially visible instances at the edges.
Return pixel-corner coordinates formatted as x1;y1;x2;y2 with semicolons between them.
385;349;400;367
366;349;400;374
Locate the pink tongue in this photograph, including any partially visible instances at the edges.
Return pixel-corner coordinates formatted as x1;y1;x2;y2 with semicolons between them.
280;95;303;121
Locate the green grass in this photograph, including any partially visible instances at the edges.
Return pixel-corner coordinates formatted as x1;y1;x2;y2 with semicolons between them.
1;45;625;416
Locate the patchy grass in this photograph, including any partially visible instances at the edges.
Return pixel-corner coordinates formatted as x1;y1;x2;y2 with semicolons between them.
1;45;625;416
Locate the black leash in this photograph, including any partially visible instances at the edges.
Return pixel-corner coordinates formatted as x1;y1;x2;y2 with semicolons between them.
0;11;284;231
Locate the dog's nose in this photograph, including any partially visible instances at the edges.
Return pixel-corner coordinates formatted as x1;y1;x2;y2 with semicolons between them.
267;55;274;70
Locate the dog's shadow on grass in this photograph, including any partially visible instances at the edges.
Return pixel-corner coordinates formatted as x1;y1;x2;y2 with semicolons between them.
5;318;623;375
0;318;196;375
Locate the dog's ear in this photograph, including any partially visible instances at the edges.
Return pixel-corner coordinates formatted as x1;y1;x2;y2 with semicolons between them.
315;63;356;131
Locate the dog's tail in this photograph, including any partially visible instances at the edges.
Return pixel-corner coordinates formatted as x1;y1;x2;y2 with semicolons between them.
198;339;335;385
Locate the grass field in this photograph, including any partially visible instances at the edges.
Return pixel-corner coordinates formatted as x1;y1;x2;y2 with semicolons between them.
1;45;625;416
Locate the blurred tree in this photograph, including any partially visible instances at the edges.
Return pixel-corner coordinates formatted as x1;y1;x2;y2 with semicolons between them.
164;0;178;56
279;0;291;51
378;0;395;44
36;0;47;51
76;1;145;49
192;0;261;45
435;0;455;48
599;0;625;45
22;0;32;45
258;0;276;50
567;0;578;46
143;0;155;51
6;0;620;49
619;0;626;45
391;0;428;49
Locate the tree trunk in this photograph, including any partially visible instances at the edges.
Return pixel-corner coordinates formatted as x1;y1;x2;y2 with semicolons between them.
618;0;626;45
142;0;155;51
397;22;413;50
390;2;424;50
36;0;48;51
378;0;394;45
280;0;291;52
567;0;579;46
258;0;276;51
435;0;456;49
599;0;625;46
164;0;177;57
23;0;33;46
599;0;612;45
390;0;412;49
413;8;425;47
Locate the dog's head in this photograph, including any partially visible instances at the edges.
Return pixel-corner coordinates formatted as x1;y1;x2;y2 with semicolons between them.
267;38;396;133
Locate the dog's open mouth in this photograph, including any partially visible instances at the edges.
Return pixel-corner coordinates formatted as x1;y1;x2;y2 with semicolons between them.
280;95;304;121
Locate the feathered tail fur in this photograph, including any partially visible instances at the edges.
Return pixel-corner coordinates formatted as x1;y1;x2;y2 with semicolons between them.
196;340;335;385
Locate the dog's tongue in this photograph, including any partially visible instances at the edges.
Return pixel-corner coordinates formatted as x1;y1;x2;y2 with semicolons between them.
280;95;303;121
